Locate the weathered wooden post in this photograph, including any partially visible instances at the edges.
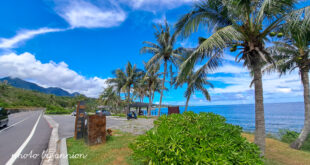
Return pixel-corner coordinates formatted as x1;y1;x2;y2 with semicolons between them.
74;101;86;139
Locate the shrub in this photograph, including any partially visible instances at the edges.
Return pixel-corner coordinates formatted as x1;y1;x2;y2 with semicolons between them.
45;105;73;114
130;112;263;164
279;129;310;151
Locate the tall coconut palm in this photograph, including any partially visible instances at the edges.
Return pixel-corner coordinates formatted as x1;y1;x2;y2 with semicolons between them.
109;62;143;114
175;0;309;154
265;24;310;149
142;63;162;116
106;69;126;97
141;21;182;116
175;49;213;111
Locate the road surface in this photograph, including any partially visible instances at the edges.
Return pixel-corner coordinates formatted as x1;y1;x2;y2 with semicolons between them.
0;110;51;165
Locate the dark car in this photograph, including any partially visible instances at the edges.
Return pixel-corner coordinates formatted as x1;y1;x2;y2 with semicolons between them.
0;107;8;127
95;110;111;116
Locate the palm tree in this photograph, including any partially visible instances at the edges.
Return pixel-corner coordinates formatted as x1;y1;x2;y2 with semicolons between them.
142;63;162;116
175;49;213;111
106;69;126;97
175;0;309;154
99;86;122;112
265;23;310;149
111;62;143;114
141;21;182;116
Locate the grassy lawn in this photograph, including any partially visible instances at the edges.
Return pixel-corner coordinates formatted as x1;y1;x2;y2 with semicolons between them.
67;131;310;165
66;130;140;165
243;133;310;165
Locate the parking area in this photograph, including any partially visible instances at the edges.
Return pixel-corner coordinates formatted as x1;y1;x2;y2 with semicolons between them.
48;115;155;138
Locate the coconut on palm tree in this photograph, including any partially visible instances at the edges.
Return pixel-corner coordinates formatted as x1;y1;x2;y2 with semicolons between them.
108;62;143;114
175;0;309;154
141;21;182;116
265;23;310;149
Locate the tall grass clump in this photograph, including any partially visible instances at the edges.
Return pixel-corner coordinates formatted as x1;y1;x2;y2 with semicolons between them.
130;112;263;164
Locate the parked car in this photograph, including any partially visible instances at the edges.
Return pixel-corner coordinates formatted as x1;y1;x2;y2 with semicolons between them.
0;107;8;127
95;110;111;116
71;110;76;116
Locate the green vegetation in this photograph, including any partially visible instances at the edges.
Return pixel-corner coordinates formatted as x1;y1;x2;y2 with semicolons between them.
45;105;73;114
130;112;263;164
279;129;310;152
0;83;97;113
66;131;138;165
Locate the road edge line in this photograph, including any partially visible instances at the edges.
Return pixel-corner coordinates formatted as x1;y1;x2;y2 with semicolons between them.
42;115;60;165
5;111;42;165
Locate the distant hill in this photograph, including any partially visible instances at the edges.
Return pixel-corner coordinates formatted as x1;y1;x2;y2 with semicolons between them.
0;77;81;97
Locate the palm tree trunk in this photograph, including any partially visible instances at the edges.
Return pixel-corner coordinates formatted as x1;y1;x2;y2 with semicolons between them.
185;96;190;112
158;60;167;117
127;87;130;114
253;62;266;155
148;86;152;116
291;71;310;149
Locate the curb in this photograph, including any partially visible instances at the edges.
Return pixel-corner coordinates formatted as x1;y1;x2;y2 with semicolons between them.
59;138;69;165
42;115;60;165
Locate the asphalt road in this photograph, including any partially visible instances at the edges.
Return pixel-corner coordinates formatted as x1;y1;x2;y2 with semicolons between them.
0;110;51;165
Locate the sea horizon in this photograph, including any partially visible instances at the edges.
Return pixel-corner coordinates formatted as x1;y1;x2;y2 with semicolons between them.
147;102;305;134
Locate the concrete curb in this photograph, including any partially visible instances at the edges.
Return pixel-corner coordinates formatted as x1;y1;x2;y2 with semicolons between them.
59;138;69;165
42;115;60;165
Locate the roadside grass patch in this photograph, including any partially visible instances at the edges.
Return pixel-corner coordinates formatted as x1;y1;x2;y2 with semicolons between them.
66;130;140;165
243;133;310;165
45;105;73;114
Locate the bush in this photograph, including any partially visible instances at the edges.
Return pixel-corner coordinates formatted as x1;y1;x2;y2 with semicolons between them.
279;129;310;151
45;105;73;114
130;112;263;164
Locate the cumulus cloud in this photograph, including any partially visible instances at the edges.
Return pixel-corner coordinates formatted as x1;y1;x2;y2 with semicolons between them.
0;52;107;97
0;28;64;49
54;0;126;28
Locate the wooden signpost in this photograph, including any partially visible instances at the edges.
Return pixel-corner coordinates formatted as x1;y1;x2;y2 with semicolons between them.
74;101;86;139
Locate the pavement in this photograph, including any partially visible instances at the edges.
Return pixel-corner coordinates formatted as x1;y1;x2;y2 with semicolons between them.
49;115;154;138
0;110;51;165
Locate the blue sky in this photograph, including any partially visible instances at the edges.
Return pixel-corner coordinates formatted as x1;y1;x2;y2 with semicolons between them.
0;0;307;105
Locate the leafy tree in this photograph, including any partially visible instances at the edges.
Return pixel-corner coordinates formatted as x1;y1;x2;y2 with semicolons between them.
175;0;309;154
265;22;310;149
141;21;182;116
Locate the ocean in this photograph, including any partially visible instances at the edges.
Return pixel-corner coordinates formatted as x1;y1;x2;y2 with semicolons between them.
147;102;305;134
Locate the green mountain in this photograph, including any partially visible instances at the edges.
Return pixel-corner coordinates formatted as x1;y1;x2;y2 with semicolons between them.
0;77;80;97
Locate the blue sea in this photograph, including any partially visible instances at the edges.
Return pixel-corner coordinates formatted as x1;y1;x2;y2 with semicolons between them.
145;102;305;134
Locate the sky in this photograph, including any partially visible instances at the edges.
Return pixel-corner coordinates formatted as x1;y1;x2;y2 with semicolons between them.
0;0;308;105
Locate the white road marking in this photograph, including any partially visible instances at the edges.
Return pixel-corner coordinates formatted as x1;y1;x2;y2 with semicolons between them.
5;112;42;165
0;117;31;134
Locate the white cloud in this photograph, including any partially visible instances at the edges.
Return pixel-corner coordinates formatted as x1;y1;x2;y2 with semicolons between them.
0;52;107;97
120;0;194;11
55;0;126;28
0;28;64;49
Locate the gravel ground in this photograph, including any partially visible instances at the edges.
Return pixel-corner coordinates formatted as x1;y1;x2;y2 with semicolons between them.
106;116;155;135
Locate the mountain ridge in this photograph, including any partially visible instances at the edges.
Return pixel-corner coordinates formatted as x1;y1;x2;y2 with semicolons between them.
0;77;81;97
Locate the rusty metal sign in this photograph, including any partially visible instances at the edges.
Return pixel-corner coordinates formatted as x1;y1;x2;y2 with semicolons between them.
168;106;180;115
84;115;106;145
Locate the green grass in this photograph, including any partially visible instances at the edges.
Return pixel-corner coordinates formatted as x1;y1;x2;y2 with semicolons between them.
66;130;140;165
